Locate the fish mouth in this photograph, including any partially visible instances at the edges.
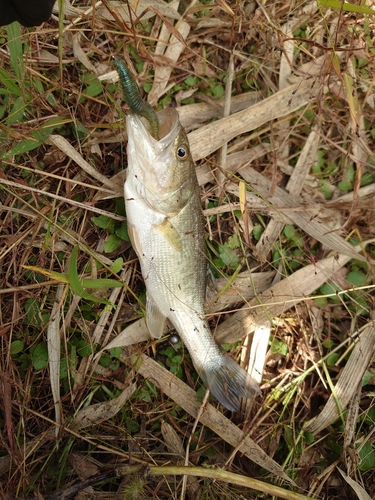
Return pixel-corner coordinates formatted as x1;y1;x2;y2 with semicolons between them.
127;107;180;154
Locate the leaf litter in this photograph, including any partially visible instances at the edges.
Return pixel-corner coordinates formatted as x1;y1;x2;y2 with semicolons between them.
1;0;375;499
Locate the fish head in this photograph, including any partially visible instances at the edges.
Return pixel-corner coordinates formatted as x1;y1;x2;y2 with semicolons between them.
126;107;197;215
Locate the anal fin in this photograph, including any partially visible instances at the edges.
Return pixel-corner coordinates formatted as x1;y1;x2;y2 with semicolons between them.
146;294;166;339
205;263;217;306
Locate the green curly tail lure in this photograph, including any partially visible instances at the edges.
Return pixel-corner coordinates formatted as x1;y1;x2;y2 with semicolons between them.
113;56;159;140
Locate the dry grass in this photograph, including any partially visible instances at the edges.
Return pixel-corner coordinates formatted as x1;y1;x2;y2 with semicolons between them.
1;0;375;499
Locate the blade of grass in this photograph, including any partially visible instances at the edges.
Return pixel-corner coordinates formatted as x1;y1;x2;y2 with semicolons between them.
0;67;22;96
3;116;69;158
318;0;375;14
22;265;124;289
6;21;23;80
58;0;64;90
68;246;111;305
47;284;65;437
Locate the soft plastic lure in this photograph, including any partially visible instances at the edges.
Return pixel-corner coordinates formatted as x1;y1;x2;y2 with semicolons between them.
113;56;159;139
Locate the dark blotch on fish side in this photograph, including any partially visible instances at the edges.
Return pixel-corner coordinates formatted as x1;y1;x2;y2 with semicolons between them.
113;56;159;139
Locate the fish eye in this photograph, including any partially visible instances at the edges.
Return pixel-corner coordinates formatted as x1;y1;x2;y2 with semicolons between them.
177;145;188;161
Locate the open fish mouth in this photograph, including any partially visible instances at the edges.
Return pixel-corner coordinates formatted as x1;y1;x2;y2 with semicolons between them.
127;107;181;154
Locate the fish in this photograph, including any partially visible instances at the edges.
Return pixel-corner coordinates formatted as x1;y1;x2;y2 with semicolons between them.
115;58;260;411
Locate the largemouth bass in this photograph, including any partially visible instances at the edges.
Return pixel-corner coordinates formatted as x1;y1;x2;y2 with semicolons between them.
116;59;260;411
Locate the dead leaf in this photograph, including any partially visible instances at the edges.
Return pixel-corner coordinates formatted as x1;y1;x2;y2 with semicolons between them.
305;322;375;435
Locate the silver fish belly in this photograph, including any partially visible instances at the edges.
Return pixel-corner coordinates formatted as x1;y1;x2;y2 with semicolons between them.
124;107;259;411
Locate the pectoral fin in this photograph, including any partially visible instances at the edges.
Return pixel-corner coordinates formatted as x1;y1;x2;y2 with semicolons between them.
146;294;166;339
155;219;182;252
128;223;142;258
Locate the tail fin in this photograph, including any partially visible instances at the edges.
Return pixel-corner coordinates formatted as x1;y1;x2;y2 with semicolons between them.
199;353;260;412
